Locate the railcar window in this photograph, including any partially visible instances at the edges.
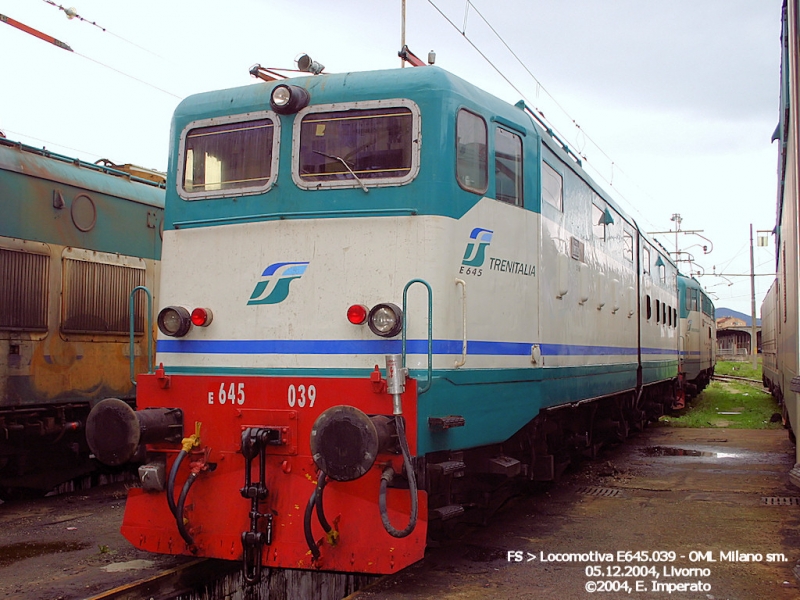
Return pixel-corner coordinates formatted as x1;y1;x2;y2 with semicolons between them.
646;295;652;320
61;259;146;334
658;263;666;284
542;161;563;211
181;117;275;198
298;106;415;187
456;109;488;193
0;248;48;331
656;299;661;324
642;247;651;274
623;231;634;261
495;128;522;206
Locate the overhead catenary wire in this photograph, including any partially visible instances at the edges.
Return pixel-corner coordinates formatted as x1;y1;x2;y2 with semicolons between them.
2;10;183;100
426;0;662;233
41;0;165;58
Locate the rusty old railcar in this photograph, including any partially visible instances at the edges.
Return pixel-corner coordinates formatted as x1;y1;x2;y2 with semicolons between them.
0;136;164;494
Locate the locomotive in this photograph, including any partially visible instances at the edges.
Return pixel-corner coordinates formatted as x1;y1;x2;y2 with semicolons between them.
676;274;716;404
0;136;164;494
87;62;712;578
761;0;800;470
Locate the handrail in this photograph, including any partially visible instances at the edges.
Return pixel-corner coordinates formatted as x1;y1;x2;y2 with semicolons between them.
454;278;467;367
129;286;154;385
401;279;433;394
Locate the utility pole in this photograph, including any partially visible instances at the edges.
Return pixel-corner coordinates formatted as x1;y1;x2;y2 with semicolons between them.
749;224;757;370
647;214;713;275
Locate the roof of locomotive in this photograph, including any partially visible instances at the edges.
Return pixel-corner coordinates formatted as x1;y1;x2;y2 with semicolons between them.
0;137;165;209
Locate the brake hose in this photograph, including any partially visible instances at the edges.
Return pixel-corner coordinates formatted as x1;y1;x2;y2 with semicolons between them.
303;473;332;560
379;415;418;538
176;471;198;546
166;449;187;518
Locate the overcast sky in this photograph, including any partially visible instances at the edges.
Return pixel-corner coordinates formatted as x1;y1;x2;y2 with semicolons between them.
0;0;783;315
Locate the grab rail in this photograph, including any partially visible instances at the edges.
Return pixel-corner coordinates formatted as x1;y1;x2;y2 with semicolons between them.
129;286;154;385
454;278;467;367
401;279;433;394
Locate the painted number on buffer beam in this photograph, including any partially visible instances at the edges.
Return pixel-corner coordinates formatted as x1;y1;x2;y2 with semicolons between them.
287;384;316;408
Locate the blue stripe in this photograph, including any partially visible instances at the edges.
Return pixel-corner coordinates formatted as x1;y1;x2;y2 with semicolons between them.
158;338;678;357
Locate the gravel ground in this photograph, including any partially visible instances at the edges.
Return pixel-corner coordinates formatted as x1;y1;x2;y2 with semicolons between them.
351;427;800;600
0;482;190;600
3;427;799;600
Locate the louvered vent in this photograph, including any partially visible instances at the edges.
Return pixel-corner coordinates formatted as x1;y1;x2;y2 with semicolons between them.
0;248;49;331
62;258;145;334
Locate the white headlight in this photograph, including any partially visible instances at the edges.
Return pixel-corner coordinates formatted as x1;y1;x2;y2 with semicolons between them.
368;303;403;338
272;85;291;107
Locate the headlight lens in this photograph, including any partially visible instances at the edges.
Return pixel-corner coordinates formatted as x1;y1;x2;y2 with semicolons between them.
367;303;403;338
271;85;291;107
157;306;192;337
270;84;310;115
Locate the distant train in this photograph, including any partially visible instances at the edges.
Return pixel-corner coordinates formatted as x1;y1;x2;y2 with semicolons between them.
0;136;164;494
761;0;800;468
87;61;714;579
677;274;716;404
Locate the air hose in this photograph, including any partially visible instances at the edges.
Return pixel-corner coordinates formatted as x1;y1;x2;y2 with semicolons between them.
167;423;202;543
378;415;418;538
176;471;198;546
166;449;187;518
303;472;332;560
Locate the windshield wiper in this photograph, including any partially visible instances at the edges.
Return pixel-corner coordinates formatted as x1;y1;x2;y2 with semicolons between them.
313;150;369;193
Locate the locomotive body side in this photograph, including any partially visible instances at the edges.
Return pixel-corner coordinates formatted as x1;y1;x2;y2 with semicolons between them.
761;279;779;397
93;66;691;576
677;274;716;396
771;0;800;466
0;138;164;491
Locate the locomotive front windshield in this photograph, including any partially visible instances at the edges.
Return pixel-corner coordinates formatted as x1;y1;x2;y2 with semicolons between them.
297;106;414;187
181;117;275;198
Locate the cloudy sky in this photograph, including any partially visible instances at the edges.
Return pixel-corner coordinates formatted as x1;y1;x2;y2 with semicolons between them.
0;0;783;315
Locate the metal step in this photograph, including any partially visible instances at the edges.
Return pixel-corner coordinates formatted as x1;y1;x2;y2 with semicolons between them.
428;415;466;430
430;504;465;521
429;460;466;477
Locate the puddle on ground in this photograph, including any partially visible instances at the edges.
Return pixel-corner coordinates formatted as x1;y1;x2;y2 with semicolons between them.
641;446;741;459
102;559;155;572
0;541;91;567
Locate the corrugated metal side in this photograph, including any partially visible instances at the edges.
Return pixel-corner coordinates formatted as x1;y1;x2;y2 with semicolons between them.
61;259;145;334
0;248;49;330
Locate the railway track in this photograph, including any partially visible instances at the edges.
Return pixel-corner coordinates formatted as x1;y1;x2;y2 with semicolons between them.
712;374;767;389
86;558;378;600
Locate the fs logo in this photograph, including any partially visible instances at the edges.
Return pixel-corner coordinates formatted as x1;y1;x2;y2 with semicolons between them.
247;261;309;305
462;227;493;267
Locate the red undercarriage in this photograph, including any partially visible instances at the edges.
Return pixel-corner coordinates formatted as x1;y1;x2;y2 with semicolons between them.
121;371;427;574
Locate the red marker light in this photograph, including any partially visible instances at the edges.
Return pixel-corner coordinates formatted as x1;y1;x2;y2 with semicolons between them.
191;307;213;327
347;304;368;325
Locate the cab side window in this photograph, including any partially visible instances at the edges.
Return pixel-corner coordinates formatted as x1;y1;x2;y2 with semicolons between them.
456;109;488;193
542;161;563;211
495;128;522;206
